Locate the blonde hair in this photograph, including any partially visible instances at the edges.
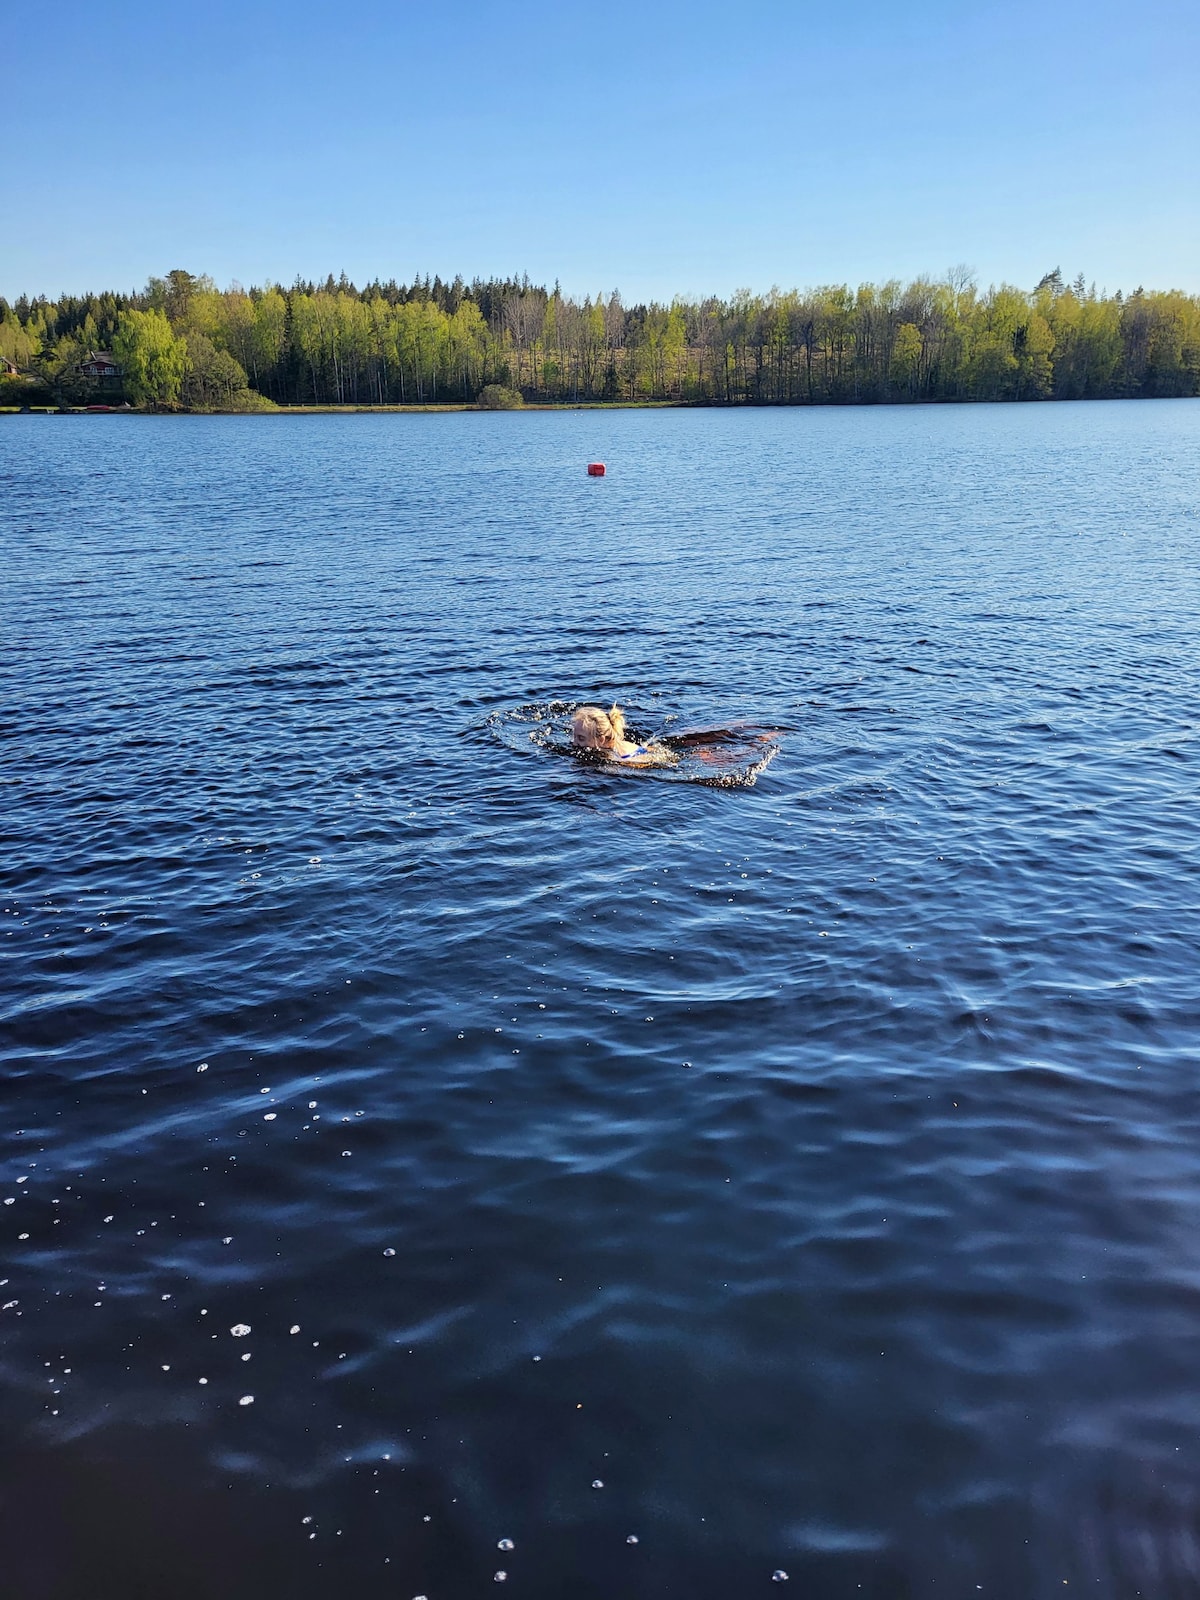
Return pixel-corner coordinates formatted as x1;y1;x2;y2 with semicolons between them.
572;703;626;749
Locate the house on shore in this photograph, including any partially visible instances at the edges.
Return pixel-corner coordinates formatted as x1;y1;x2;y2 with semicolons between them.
79;350;121;384
1;356;19;377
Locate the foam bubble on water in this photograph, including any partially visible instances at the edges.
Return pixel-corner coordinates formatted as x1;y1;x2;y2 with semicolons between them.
772;1570;789;1582
498;1538;514;1550
384;1248;396;1257
290;1325;300;1334
230;1323;251;1337
626;1535;639;1544
592;1479;604;1489
239;1394;254;1406
494;1573;507;1583
197;1063;208;1073
264;1113;277;1121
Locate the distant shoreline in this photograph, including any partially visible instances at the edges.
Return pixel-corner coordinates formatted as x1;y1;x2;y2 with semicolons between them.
7;269;1197;410
0;399;685;416
264;400;683;414
4;395;1198;418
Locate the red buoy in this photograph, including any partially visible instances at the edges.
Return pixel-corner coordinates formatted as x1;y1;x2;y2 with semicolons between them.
587;462;606;476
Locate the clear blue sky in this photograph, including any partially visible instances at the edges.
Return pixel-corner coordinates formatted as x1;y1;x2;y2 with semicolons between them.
5;0;1197;302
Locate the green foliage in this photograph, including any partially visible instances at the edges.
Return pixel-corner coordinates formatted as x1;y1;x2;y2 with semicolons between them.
476;384;523;409
0;374;54;406
890;323;923;395
6;267;1198;410
0;307;41;369
112;308;188;409
224;386;278;412
178;329;249;411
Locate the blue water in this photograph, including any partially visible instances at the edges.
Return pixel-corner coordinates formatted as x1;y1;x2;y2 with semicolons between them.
2;401;1199;1599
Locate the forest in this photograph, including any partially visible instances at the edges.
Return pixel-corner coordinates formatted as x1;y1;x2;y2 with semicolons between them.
2;266;1198;410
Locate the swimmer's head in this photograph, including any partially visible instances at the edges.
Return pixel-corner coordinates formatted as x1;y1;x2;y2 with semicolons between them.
572;704;626;750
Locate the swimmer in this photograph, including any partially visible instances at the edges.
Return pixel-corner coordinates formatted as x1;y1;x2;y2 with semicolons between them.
571;704;675;766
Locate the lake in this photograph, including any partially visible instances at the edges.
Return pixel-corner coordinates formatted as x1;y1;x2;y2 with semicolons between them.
2;400;1199;1599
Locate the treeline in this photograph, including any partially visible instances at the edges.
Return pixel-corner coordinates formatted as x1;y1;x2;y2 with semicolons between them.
3;266;1199;409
